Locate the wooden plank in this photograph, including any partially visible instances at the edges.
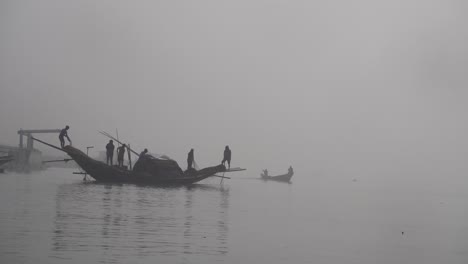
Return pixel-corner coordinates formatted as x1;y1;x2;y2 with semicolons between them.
31;137;66;153
43;158;73;164
225;167;246;172
18;129;61;134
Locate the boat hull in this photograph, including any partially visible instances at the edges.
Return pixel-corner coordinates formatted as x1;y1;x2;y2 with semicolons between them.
261;172;293;182
64;146;225;185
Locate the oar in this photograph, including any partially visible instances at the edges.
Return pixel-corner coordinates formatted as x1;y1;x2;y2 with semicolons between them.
213;175;230;179
43;158;73;164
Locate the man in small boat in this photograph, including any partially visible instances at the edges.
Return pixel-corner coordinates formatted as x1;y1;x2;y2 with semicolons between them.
59;125;71;148
263;169;269;177
117;144;126;167
221;145;231;169
106;140;115;165
187;148;194;170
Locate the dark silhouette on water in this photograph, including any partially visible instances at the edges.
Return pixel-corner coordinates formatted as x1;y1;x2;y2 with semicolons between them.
31;137;231;185
261;166;294;182
105;140;115;165
187;149;194;170
59;125;71;148
221;146;231;169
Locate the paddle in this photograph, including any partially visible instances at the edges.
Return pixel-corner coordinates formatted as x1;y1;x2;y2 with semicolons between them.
42;158;73;164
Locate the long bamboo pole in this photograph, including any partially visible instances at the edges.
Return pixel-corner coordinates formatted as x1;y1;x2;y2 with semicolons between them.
99;131;139;156
31;137;66;153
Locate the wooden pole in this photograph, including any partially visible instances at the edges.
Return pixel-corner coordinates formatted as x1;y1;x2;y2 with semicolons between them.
31;137;66;152
99;131;139;156
116;129;120;147
127;144;132;170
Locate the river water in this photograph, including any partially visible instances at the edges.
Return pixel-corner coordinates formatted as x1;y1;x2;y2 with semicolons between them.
0;168;467;264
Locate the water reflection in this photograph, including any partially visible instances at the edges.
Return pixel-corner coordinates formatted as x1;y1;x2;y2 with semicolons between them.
51;182;229;263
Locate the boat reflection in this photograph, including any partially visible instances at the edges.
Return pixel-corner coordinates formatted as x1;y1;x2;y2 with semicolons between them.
51;182;229;263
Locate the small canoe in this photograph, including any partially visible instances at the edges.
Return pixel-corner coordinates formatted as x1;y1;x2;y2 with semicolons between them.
261;170;294;182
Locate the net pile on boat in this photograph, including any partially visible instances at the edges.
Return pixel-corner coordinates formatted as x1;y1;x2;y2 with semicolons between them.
133;155;185;179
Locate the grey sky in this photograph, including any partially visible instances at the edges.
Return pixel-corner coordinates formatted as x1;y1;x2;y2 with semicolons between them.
1;0;467;174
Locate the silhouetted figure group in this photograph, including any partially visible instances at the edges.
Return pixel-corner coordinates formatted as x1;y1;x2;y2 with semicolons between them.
104;140;127;167
57;126;237;174
99;138;232;171
185;146;232;172
59;125;71;148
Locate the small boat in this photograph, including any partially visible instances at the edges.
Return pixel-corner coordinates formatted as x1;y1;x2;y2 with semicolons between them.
33;137;237;185
261;167;294;182
0;155;14;167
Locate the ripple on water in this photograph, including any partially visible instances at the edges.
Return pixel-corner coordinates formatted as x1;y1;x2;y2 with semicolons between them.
49;181;230;263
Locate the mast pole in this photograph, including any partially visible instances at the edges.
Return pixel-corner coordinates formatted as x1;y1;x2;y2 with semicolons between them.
127;144;132;170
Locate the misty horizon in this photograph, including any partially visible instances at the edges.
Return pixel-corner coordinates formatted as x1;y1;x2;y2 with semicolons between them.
1;1;468;264
1;1;468;175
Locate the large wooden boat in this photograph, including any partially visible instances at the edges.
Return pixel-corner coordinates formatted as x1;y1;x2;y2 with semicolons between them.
261;168;294;182
65;145;227;185
32;136;231;185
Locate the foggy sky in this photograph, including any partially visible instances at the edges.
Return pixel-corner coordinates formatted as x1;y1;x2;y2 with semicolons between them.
1;0;467;176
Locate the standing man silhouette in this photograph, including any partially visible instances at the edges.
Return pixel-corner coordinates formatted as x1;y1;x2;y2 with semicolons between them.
106;140;115;165
59;125;71;148
117;144;126;167
221;145;231;169
187;149;194;170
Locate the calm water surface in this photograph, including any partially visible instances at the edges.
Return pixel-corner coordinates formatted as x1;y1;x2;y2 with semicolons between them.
0;168;467;264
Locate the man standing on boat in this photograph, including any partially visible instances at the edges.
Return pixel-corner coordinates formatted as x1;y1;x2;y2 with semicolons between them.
187;149;194;170
59;125;71;148
117;144;126;167
221;145;231;169
106;140;115;165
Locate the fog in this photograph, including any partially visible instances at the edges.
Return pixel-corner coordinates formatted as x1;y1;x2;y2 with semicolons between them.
1;0;468;176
